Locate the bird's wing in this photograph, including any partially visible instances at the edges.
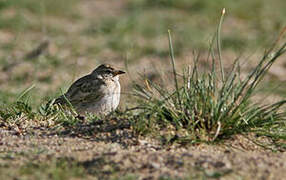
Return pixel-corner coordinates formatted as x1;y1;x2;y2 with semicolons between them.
57;75;105;105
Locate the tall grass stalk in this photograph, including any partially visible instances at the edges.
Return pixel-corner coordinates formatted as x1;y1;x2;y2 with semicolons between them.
217;8;226;82
168;30;181;109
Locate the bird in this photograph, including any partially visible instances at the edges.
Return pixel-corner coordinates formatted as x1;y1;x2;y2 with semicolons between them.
54;64;125;116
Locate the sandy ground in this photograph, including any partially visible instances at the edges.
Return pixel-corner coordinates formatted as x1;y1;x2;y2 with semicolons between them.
0;120;286;179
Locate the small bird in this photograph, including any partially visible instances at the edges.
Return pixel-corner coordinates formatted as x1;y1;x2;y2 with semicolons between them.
54;64;125;116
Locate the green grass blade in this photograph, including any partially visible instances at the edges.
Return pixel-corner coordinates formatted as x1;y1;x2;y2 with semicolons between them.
217;8;226;82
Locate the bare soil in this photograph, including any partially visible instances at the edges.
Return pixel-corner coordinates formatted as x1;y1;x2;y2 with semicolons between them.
1;119;286;179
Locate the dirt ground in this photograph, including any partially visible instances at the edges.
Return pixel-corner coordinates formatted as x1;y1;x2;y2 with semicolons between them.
0;119;286;180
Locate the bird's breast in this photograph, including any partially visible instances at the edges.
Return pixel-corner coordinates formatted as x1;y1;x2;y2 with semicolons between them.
81;79;121;115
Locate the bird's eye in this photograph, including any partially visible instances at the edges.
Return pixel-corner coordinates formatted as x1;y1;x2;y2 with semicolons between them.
105;69;112;73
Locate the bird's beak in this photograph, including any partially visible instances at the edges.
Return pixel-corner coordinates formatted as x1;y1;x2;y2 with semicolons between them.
113;70;125;76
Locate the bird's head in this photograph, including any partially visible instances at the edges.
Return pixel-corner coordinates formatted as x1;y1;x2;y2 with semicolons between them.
92;64;125;79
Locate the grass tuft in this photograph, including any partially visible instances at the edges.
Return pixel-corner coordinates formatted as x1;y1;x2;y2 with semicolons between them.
131;24;286;144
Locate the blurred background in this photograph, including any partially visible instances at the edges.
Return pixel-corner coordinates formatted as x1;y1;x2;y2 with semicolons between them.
0;0;285;107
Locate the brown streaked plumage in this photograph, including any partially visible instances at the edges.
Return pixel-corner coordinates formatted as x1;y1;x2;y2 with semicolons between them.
55;64;125;115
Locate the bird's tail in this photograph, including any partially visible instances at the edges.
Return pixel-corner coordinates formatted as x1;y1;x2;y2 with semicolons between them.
53;95;66;105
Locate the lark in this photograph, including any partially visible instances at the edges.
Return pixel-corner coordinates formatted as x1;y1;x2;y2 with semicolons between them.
54;64;125;116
